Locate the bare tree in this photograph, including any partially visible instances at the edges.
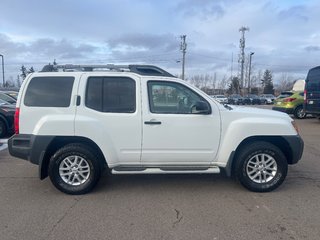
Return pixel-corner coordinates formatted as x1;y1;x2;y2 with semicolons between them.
190;75;202;88
218;75;228;90
277;73;295;92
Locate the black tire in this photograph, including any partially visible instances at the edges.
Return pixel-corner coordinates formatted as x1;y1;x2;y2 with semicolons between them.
48;143;102;195
0;120;7;138
235;141;288;192
294;106;306;119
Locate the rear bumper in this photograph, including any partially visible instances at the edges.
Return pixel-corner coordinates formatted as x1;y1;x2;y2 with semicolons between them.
304;106;320;115
8;134;54;165
272;106;294;114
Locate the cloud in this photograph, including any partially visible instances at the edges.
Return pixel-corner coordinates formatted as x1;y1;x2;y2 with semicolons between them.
0;34;98;62
304;46;320;52
108;33;178;52
28;39;98;59
174;0;235;20
278;5;308;22
1;0;320;81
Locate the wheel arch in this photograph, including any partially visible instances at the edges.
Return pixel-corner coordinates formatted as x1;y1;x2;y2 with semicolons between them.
40;136;107;180
228;136;293;177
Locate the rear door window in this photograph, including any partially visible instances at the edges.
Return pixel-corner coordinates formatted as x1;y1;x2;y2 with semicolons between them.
24;76;74;107
86;77;136;113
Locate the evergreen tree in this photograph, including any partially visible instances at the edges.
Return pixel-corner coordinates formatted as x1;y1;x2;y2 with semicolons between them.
261;69;274;94
227;77;240;94
20;65;27;80
28;67;35;73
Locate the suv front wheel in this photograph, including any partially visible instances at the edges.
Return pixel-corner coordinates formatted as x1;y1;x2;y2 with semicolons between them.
235;141;288;192
48;143;102;195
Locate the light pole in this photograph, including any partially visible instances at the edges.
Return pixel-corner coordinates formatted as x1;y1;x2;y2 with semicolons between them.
248;52;254;94
0;54;4;88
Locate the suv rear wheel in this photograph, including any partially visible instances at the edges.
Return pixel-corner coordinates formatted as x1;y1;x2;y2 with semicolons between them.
235;141;288;192
294;105;306;119
48;143;102;195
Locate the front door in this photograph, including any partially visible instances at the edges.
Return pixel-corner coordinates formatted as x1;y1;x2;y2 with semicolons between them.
141;80;221;165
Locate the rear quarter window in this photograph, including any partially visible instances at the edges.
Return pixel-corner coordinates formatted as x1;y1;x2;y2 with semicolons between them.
24;76;75;107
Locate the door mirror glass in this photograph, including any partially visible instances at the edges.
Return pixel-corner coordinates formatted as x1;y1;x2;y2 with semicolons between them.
191;101;210;114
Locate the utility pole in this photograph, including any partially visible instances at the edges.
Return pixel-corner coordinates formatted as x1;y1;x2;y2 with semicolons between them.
238;26;249;93
230;52;233;80
180;35;187;80
0;54;4;88
248;52;254;94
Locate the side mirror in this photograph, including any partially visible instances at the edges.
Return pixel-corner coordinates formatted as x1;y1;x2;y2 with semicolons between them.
191;101;211;114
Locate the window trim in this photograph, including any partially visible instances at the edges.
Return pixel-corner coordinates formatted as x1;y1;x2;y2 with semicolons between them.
85;76;137;113
147;80;211;115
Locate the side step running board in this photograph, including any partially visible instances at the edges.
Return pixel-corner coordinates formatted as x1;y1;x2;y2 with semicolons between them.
111;167;220;175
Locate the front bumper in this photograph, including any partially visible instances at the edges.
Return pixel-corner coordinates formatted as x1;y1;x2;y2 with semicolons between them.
284;135;304;164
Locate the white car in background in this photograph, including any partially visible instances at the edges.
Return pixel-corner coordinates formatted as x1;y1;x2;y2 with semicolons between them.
260;94;276;104
211;95;228;104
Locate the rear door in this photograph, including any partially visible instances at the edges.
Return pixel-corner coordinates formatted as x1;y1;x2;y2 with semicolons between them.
75;73;142;166
305;67;320;114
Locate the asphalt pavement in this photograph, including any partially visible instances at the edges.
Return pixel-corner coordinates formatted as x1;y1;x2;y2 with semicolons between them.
0;112;319;240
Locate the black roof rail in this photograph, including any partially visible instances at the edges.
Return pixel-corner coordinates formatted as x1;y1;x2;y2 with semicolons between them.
40;64;176;77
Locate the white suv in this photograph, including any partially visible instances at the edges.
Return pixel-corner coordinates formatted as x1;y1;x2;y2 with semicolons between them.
9;64;304;194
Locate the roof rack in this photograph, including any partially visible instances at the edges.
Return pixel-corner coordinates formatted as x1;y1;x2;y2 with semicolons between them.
41;64;175;77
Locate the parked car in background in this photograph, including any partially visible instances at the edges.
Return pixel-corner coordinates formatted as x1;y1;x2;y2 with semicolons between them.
277;91;293;99
304;66;320;118
0;92;16;104
228;94;244;105
2;91;18;100
272;91;306;119
243;94;261;105
260;94;275;104
0;99;15;138
211;95;228;104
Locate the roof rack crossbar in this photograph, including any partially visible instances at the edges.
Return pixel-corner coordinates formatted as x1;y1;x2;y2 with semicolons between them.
41;64;175;77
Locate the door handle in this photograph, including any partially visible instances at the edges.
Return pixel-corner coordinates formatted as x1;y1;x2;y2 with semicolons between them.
76;95;81;106
144;120;162;125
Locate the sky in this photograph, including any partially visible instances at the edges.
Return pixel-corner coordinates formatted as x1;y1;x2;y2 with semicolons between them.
0;0;319;83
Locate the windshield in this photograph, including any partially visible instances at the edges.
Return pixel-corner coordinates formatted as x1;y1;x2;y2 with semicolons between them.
5;92;18;100
0;93;16;104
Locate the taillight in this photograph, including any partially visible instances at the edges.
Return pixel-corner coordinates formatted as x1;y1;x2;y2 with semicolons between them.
283;98;296;103
14;108;20;134
304;89;307;104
